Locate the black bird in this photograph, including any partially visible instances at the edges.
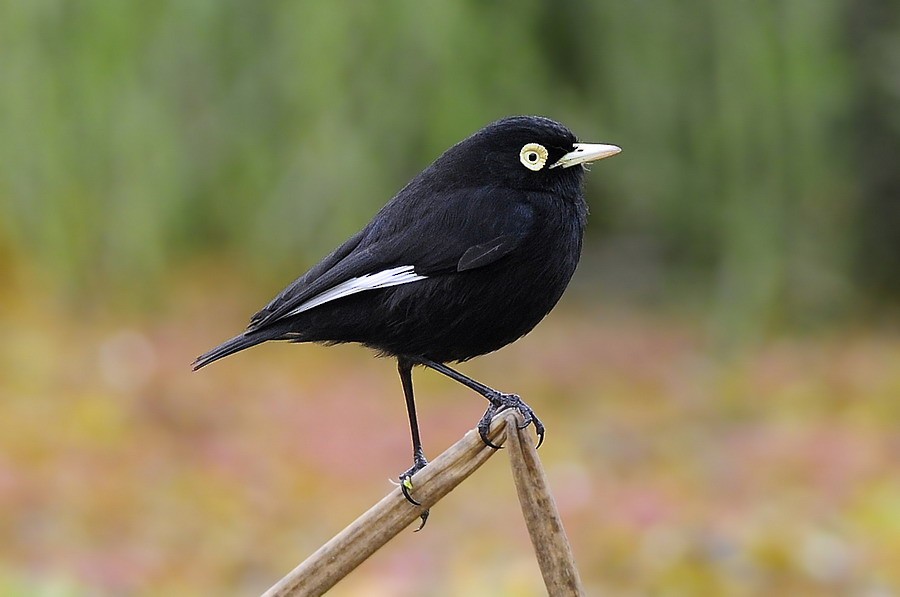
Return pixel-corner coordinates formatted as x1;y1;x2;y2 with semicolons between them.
193;115;620;517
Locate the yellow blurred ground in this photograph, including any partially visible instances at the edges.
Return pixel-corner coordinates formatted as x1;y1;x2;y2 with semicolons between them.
2;273;899;596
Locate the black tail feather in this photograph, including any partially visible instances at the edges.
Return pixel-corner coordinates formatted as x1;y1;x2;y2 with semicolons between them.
192;332;269;371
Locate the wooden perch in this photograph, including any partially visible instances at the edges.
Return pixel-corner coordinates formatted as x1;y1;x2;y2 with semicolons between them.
505;416;585;595
262;411;583;596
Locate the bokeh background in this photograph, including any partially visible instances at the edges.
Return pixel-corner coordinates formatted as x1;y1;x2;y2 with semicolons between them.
2;1;900;595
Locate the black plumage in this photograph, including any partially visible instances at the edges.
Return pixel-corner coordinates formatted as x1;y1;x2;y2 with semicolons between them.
193;115;619;521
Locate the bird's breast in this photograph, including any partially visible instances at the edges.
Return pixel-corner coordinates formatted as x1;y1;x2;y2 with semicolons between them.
375;200;584;362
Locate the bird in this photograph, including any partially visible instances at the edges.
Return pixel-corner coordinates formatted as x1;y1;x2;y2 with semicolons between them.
192;115;620;524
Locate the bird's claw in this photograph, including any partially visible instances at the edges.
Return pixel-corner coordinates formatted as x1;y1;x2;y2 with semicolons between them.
477;407;505;449
477;392;545;449
413;509;429;532
398;455;430;530
399;474;421;506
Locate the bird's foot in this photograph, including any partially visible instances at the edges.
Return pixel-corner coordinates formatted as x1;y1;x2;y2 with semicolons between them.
398;451;430;531
399;455;428;505
477;392;545;450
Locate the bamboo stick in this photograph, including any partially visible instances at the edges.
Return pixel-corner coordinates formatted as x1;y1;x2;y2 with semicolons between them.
261;413;509;596
504;415;585;596
262;411;585;596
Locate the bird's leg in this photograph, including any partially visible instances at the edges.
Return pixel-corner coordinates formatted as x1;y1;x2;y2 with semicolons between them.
397;358;429;530
417;358;545;450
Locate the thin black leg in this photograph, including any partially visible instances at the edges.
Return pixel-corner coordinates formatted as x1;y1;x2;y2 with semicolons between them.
397;358;429;530
416;358;545;449
399;358;427;469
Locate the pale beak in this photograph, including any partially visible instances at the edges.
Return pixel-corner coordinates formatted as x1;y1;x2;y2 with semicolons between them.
550;142;622;169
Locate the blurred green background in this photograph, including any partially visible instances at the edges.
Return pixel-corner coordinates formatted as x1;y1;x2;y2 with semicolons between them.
2;1;900;595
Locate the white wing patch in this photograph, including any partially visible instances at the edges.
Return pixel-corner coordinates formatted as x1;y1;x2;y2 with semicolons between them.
282;265;427;318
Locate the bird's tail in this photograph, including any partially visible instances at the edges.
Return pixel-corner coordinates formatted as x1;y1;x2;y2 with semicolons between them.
192;332;269;371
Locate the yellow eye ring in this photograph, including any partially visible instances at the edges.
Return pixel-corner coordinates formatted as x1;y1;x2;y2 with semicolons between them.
519;143;548;171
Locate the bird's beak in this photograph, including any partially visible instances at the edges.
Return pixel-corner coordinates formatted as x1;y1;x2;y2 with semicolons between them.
550;142;622;169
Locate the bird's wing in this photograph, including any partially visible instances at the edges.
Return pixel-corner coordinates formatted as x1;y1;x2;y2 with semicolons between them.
248;187;534;329
456;234;523;272
398;186;535;276
248;229;373;328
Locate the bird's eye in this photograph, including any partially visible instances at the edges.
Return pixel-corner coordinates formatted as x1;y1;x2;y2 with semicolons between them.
519;143;548;171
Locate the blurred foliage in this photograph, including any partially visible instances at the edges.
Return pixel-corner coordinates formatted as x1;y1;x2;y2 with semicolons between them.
2;0;899;335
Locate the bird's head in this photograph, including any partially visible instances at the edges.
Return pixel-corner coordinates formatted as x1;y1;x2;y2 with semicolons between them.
429;115;620;196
